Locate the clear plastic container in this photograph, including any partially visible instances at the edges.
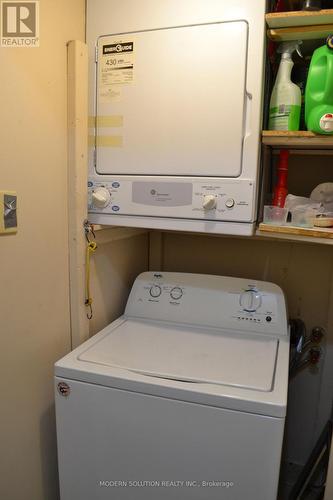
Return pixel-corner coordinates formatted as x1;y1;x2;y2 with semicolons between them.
263;206;289;225
291;207;317;228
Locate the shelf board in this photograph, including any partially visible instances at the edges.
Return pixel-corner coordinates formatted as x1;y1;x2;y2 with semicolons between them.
257;223;333;245
266;9;333;29
262;130;333;149
93;225;148;244
267;23;333;41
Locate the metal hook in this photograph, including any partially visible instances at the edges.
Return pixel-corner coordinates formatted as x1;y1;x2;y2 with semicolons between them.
84;219;95;243
86;303;93;320
84;219;90;242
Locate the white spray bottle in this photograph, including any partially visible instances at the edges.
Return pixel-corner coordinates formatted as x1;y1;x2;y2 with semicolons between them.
269;41;302;131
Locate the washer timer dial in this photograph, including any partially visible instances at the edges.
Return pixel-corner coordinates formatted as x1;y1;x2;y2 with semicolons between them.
240;289;262;312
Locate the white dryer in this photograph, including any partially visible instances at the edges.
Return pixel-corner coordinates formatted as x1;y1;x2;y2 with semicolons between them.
86;0;267;235
55;272;289;500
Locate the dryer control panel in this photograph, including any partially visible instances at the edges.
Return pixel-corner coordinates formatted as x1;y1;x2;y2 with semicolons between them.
125;272;288;337
88;177;255;222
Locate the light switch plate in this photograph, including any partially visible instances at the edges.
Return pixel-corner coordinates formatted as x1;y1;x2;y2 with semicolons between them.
0;191;17;234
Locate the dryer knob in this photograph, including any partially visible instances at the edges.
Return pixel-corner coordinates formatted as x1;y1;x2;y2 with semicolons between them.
203;195;217;210
92;187;111;208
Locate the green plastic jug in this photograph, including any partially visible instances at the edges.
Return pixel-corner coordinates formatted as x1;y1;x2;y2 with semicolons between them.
305;35;333;134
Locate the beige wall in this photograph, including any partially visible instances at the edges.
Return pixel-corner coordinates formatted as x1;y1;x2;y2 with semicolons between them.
89;232;149;336
0;1;85;499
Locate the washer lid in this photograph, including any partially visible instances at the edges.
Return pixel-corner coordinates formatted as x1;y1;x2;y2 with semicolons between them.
78;319;278;392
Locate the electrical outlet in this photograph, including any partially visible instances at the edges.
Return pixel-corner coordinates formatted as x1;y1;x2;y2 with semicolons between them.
0;191;17;234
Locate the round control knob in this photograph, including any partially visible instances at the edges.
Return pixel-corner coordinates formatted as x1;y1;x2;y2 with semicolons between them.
149;285;162;298
92;187;111;208
203;195;217;210
240;290;262;312
225;198;235;209
170;287;183;301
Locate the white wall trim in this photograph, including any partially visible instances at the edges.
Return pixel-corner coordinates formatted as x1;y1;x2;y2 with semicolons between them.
67;40;90;348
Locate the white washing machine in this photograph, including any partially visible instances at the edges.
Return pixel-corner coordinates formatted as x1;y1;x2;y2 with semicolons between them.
55;272;290;500
86;0;267;235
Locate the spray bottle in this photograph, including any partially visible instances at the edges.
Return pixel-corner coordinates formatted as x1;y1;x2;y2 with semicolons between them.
269;41;302;131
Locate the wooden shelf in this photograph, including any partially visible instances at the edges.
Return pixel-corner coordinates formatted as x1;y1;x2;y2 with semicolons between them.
257;223;333;245
266;9;333;40
266;9;333;29
262;130;333;149
262;11;333;245
268;23;333;42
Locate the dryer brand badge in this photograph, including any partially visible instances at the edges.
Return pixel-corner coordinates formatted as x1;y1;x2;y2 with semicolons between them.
103;42;133;55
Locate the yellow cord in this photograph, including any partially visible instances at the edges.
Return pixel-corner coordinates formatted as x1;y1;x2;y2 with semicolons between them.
85;241;97;319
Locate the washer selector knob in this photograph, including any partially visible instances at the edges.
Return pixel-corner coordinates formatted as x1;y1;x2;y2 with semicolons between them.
170;287;183;301
149;285;162;298
92;187;111;208
240;290;262;312
203;195;217;210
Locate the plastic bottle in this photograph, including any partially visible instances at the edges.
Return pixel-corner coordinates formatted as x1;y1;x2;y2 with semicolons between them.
305;35;333;134
292;57;311;130
269;41;302;131
272;150;289;208
302;0;322;10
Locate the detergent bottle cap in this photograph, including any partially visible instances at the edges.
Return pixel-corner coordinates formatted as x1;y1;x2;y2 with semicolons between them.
278;40;303;61
320;113;333;132
326;34;333;50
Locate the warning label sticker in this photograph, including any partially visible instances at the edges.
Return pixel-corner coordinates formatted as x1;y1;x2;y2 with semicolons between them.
99;40;134;102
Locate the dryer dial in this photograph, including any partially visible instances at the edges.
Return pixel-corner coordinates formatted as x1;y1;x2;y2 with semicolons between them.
92;187;111;208
202;195;217;210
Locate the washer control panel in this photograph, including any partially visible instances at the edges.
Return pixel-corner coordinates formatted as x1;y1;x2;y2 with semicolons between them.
125;272;288;337
88;177;255;222
147;283;185;304
235;285;277;325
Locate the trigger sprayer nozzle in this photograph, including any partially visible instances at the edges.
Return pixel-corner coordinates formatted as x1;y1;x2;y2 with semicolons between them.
279;40;303;60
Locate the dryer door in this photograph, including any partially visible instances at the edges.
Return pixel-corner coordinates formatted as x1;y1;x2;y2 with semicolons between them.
95;21;248;177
